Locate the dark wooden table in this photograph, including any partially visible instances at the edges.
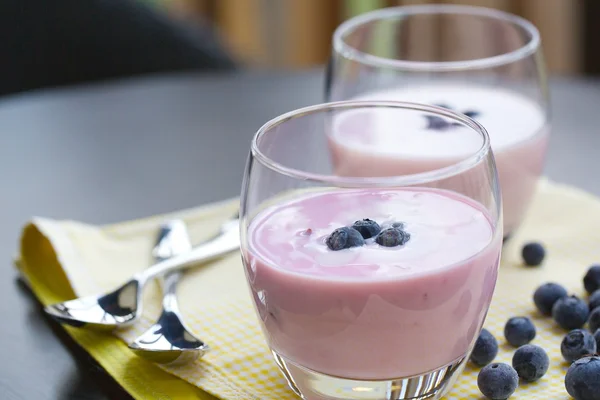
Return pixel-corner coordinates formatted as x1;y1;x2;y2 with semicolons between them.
0;70;599;399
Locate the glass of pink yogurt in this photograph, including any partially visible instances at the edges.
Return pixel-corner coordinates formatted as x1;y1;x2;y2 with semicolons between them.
240;101;503;400
326;4;549;238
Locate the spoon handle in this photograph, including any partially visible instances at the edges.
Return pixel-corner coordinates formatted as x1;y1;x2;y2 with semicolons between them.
139;219;240;283
161;270;183;312
154;220;193;312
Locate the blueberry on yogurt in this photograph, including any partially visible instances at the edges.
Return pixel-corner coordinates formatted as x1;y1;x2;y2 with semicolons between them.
376;228;410;247
326;227;364;251
352;219;381;239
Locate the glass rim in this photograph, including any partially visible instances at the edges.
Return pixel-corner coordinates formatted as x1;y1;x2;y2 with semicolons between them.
251;100;492;188
333;4;541;72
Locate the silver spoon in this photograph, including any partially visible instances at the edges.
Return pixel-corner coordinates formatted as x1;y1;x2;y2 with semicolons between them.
128;220;208;365
44;216;239;331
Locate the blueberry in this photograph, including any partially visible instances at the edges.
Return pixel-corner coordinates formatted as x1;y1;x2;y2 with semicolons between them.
589;290;600;312
533;282;568;316
391;222;405;229
425;115;452;130
561;329;597;363
511;344;549;382
470;328;499;366
326;227;364;251
375;228;409;247
553;295;590;330
565;356;600;400
589;307;600;333
521;242;545;266
351;219;381;239
477;363;519;400
504;317;536;347
594;329;600;351
463;110;480;119
584;265;600;294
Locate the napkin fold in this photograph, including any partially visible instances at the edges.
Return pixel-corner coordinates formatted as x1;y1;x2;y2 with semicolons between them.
16;181;600;399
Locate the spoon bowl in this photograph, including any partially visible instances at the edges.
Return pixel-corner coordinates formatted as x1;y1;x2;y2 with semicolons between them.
129;220;209;365
128;308;209;364
44;216;240;331
45;280;141;330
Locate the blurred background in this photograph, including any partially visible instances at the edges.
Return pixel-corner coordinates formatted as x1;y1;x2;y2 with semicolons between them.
1;0;596;97
161;0;588;73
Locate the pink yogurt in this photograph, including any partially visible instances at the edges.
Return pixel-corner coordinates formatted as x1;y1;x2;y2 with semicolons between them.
328;84;549;235
244;188;502;380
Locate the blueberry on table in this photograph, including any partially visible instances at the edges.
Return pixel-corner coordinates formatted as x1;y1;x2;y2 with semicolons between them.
470;328;499;367
351;219;381;239
477;363;519;400
584;265;600;294
375;228;410;247
561;329;597;363
504;317;536;347
553;295;589;330
326;227;364;251
534;282;568;316
588;307;600;333
521;242;546;266
565;356;600;400
589;289;600;312
511;344;549;382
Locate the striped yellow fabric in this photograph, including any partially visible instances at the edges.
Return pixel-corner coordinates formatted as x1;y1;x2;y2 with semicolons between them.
17;180;600;399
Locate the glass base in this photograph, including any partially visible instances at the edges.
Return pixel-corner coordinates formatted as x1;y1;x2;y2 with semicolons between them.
272;351;468;400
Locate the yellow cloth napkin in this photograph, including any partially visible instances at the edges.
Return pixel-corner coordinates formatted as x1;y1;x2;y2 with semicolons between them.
16;180;600;400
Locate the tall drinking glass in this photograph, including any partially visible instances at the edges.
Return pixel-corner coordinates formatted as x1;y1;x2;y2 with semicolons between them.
240;101;502;400
326;5;549;238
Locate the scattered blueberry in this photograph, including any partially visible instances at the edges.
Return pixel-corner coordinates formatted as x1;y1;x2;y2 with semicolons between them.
351;219;381;239
521;242;546;266
470;328;499;367
589;290;600;312
375;228;409;247
511;344;549;382
477;363;519;400
589;307;600;333
326;227;364;251
553;295;590;330
533;282;568;316
565;356;600;400
463;110;480;119
561;329;597;363
504;317;536;347
594;329;600;352
584;265;600;294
